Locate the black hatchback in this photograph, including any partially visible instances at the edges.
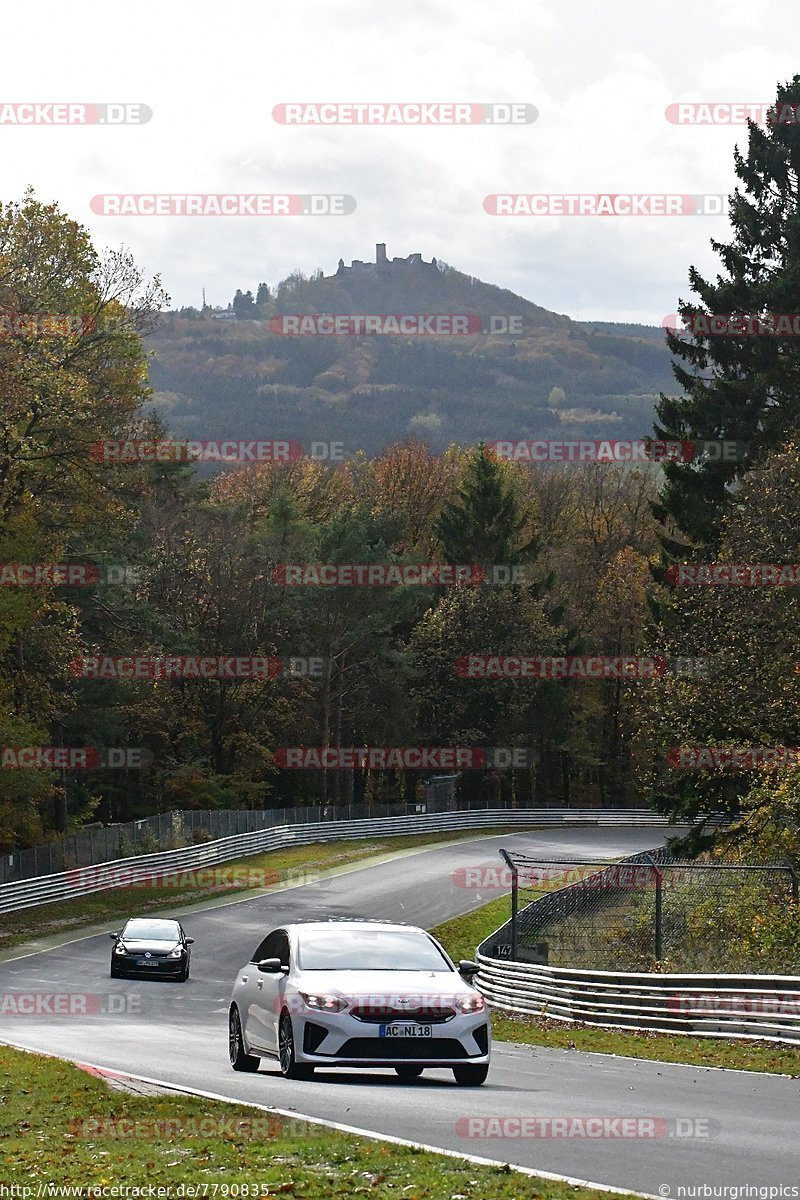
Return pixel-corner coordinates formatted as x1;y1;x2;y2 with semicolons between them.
109;918;194;981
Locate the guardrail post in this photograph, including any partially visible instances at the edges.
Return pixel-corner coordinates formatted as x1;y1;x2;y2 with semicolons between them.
644;854;663;962
500;849;518;961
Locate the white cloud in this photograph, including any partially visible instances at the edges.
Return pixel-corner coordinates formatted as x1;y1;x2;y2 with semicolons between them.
2;0;798;319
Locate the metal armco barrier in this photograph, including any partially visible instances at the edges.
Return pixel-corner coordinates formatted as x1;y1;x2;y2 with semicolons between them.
0;808;669;915
474;954;800;1044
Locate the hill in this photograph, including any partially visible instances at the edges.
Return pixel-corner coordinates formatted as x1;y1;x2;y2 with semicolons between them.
144;246;676;458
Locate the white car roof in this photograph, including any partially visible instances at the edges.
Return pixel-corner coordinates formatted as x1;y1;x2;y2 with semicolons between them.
286;920;426;935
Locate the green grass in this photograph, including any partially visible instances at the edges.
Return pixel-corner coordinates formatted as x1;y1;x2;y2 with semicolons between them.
488;1013;800;1076
432;894;520;963
0;1045;637;1198
0;827;525;956
430;900;800;1076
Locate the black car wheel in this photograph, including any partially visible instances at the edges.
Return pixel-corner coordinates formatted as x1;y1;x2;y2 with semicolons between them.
395;1065;424;1080
176;961;189;982
278;1012;314;1080
452;1063;489;1086
229;1006;260;1072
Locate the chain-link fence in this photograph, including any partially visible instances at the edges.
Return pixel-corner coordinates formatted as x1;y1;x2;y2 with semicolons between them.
498;848;800;974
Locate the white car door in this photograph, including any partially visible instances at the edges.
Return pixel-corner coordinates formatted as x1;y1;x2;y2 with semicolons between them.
250;930;290;1055
239;931;282;1052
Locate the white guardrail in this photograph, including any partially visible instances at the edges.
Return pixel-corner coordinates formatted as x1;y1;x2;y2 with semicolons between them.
0;807;668;915
475;954;800;1045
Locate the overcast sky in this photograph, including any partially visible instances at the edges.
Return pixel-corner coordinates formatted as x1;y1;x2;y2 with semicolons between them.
5;0;799;323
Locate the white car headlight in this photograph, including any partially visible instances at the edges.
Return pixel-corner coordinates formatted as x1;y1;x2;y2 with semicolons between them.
168;947;184;958
114;945;128;955
455;994;485;1014
300;992;348;1012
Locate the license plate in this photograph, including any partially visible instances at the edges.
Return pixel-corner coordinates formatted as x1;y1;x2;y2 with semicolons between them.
139;960;160;967
379;1023;433;1037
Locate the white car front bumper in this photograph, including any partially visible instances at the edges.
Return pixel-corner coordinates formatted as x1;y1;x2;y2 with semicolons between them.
291;1010;491;1066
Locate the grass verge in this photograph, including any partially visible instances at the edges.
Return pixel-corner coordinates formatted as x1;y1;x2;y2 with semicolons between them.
0;1045;637;1197
487;1013;800;1076
430;900;800;1076
0;827;522;955
430;893;519;964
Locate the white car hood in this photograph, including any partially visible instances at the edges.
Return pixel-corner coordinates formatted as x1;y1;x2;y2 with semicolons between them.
294;968;476;1003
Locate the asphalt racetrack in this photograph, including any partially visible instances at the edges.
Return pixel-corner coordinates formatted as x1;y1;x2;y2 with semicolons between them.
2;827;798;1196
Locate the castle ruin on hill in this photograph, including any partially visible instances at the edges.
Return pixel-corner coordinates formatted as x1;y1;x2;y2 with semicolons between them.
335;243;438;277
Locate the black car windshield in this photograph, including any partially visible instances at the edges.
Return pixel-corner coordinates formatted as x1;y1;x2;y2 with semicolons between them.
297;928;452;971
122;921;181;941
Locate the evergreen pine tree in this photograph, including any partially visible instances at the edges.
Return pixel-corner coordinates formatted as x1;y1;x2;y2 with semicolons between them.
654;74;800;552
436;445;537;565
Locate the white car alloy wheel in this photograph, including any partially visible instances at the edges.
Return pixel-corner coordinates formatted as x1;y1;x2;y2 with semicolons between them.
278;1012;314;1080
229;1006;260;1072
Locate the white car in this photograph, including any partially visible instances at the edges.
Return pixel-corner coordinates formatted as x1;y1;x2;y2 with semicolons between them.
228;919;491;1085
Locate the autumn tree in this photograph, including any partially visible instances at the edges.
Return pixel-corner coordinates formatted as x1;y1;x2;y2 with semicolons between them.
639;441;800;823
0;191;166;841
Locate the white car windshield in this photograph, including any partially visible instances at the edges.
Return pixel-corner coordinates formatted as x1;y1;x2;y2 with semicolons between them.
297;928;453;971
